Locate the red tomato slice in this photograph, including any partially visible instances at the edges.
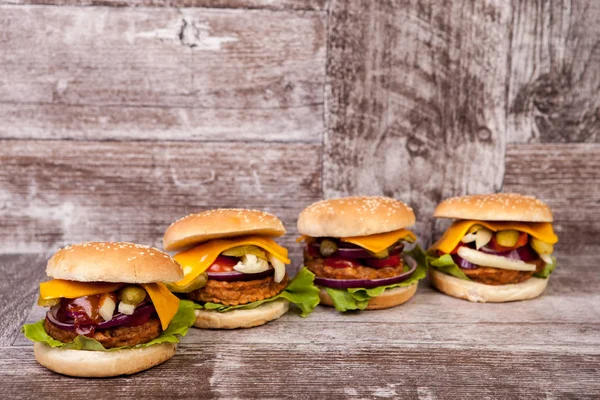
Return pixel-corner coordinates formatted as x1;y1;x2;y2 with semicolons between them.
324;257;362;269
207;255;239;272
488;232;528;252
364;254;401;269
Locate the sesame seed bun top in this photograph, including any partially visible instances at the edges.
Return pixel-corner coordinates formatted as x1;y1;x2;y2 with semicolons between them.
433;193;553;222
163;209;286;251
297;196;416;238
46;242;183;283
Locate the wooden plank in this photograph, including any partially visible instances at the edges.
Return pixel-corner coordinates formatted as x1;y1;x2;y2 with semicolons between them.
2;345;599;398
0;103;323;143
507;0;600;143
325;0;511;244
6;253;599;396
0;254;49;346
504;144;600;255
0;0;326;10
0;5;325;141
0;140;322;265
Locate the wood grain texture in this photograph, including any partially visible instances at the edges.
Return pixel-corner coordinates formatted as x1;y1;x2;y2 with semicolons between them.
326;0;510;243
0;0;325;10
504;143;600;255
6;252;600;398
2;345;599;399
507;0;600;143
0;254;49;347
0;140;321;265
0;5;325;141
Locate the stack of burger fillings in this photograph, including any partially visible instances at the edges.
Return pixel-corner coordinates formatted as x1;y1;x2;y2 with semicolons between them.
298;197;428;312
163;209;320;330
428;193;558;302
22;242;196;378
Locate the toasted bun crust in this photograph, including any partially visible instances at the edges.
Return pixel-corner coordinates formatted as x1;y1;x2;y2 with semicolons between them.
163;209;286;251
318;283;418;310
433;193;553;222
298;196;415;238
429;269;549;303
33;342;176;377
193;299;289;329
46;242;183;283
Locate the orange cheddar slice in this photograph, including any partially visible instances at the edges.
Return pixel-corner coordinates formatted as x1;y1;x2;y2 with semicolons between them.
341;229;417;254
430;220;558;254
39;280;124;300
173;235;290;287
141;283;180;330
296;235;310;243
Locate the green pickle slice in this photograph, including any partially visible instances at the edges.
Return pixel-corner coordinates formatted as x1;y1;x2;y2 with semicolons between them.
222;245;268;260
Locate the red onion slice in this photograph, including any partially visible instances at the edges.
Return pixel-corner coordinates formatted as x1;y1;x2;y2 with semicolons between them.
478;245;537;262
451;254;477;269
207;268;274;282
314;255;418;289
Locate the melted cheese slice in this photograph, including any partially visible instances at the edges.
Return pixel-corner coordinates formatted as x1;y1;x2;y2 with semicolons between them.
341;229;417;253
39;280;124;300
296;229;417;253
430;220;558;254
141;283;180;330
173;235;290;287
39;280;179;330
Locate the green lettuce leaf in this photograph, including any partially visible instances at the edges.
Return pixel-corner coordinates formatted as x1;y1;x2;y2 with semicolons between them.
428;253;471;281
533;256;557;278
325;287;369;311
195;267;320;317
324;246;429;312
21;299;197;352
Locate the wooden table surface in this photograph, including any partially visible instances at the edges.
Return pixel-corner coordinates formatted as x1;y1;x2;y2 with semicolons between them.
2;251;599;399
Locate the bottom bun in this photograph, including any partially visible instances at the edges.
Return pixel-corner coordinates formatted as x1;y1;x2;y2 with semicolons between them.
429;269;549;303
33;341;176;377
194;298;289;329
319;283;418;310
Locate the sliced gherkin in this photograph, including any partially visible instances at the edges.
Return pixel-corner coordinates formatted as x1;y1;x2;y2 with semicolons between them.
530;237;554;255
166;272;208;293
369;248;389;259
37;296;60;307
119;285;147;306
468;224;484;234
402;235;416;243
495;230;520;247
222;245;268;260
319;239;338;257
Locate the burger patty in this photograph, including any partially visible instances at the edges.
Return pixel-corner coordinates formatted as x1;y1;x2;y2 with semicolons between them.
187;274;289;306
305;257;405;280
44;317;161;349
462;258;546;285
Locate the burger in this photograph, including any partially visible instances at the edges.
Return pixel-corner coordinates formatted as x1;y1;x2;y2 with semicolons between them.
297;196;427;312
21;242;197;377
162;209;320;329
428;193;558;302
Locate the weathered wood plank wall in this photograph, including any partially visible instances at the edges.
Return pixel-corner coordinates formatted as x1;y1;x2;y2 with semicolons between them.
326;0;600;249
0;5;325;142
0;0;598;261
